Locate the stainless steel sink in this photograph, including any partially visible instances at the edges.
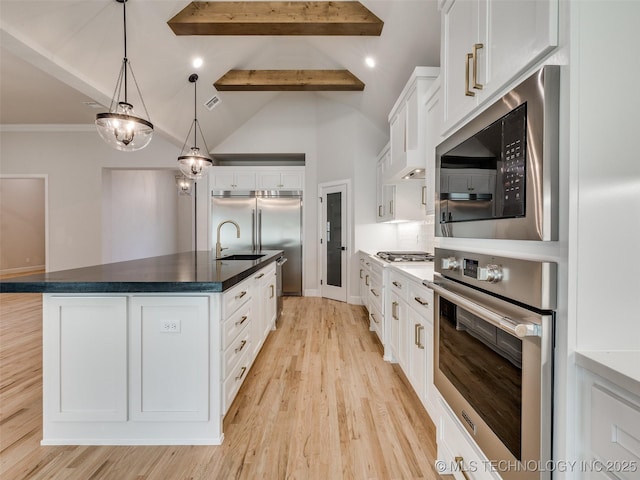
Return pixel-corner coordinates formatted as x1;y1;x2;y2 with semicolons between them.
218;254;266;261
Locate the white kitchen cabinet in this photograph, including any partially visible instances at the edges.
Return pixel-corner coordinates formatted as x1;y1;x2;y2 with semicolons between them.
211;169;256;190
359;253;372;307
387;67;440;182
440;0;558;133
129;296;210;422
576;358;640;480
406;285;433;403
368;261;384;344
259;264;277;342
376;144;394;223
256;170;303;190
423;77;443;216
43;296;128;423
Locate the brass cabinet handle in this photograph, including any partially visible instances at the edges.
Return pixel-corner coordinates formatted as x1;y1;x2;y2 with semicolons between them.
392;301;399;320
392;281;402;289
417;325;425;349
270;284;275;298
455;456;471;480
235;366;247;381
378;205;384;217
254;273;264;279
370;288;379;297
359;269;364;279
235;339;247;353
235;315;248;326
421;186;427;205
235;290;247;300
414;323;419;346
472;43;484;90
414;296;429;306
465;53;475;97
389;200;394;215
371;313;379;324
365;275;370;286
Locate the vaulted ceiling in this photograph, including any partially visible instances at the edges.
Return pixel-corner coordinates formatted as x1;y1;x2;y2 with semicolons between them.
0;0;440;150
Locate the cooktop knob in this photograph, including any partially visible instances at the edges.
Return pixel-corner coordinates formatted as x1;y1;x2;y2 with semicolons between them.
478;264;503;283
441;257;459;270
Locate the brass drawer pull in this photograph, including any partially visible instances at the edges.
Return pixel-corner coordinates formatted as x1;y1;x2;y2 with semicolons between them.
414;296;429;306
235;339;247;353
371;313;379;324
360;269;363;279
235;315;248;326
392;301;399;320
254;273;264;279
270;284;275;298
455;456;471;480
392;281;402;288
365;275;370;286
370;288;379;297
235;366;247;381
421;185;427;206
235;290;247;300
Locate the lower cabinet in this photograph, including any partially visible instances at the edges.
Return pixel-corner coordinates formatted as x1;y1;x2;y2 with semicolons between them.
41;262;278;445
577;361;640;480
129;296;210;422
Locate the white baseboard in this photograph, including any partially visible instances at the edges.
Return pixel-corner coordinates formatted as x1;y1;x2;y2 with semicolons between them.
348;295;363;305
304;289;320;297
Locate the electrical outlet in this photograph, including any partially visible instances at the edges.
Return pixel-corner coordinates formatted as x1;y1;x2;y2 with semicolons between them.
160;319;181;333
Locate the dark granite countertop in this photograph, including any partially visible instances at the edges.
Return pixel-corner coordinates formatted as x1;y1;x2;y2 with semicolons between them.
0;250;283;293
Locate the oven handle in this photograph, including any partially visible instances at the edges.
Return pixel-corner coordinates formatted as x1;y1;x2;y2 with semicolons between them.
424;281;541;338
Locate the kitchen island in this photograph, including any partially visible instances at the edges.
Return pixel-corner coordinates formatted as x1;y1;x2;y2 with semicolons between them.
0;250;283;445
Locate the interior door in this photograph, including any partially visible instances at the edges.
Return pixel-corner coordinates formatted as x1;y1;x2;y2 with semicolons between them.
321;183;347;302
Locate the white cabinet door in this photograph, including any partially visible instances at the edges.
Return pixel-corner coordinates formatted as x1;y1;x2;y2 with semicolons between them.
212;172;236;190
441;0;558;132
256;170;303;190
212;170;256;190
442;0;482;129
262;269;277;337
389;104;407;175
235;171;257;189
44;296;128;422
485;0;558;99
424;79;442;215
408;307;427;400
129;296;210;422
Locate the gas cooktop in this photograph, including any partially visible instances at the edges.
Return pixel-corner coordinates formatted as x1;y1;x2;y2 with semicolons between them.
376;251;434;263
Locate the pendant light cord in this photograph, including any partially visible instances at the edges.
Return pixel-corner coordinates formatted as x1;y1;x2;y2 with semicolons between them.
122;0;128;103
193;78;198;148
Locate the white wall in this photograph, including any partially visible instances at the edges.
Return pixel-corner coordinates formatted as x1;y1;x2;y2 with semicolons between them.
0;177;46;272
102;169;183;263
0;127;191;271
214;92;393;298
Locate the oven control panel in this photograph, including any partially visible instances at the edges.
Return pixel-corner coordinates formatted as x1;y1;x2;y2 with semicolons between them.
434;247;558;310
464;259;503;283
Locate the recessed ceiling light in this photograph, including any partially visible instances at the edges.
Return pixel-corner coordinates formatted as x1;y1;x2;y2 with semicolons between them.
192;57;203;69
365;57;376;68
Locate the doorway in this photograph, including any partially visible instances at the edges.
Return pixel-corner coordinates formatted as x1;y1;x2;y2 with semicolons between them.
0;175;48;275
319;180;350;302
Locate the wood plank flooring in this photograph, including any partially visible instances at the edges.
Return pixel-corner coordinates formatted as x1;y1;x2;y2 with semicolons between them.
0;294;442;479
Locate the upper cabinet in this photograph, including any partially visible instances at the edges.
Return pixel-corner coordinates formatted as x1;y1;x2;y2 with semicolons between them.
256;171;303;190
423;77;443;216
386;67;440;182
211;169;256;190
211;167;304;191
440;0;558;133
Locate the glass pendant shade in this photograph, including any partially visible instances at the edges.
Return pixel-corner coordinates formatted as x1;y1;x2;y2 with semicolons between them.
96;101;153;151
175;175;193;195
95;0;153;152
177;74;214;180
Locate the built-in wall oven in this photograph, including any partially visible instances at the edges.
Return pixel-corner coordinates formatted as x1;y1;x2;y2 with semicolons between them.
436;66;560;241
425;248;556;480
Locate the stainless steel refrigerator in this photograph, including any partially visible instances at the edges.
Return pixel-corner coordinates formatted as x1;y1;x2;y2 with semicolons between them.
211;190;302;296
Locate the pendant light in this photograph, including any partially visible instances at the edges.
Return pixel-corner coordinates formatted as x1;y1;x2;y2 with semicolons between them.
177;74;214;179
95;0;153;152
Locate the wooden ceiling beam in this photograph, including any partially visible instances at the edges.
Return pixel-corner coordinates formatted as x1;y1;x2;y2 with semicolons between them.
214;69;365;91
167;1;383;36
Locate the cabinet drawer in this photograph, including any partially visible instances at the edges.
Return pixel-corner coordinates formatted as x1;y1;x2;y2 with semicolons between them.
369;301;383;343
223;348;252;413
369;279;383;314
223;279;252;317
408;281;434;316
224;323;251;377
389;270;409;302
223;299;252;350
439;400;499;480
591;385;640;479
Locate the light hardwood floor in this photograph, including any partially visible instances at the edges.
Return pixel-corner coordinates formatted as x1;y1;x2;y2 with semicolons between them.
0;294;442;479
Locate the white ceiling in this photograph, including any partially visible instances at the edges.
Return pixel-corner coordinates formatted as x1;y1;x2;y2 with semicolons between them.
0;0;441;149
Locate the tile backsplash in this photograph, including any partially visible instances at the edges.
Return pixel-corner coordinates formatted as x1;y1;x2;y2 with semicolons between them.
396;215;435;252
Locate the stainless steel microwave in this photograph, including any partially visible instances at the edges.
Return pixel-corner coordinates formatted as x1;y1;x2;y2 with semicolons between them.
436;66;560;241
